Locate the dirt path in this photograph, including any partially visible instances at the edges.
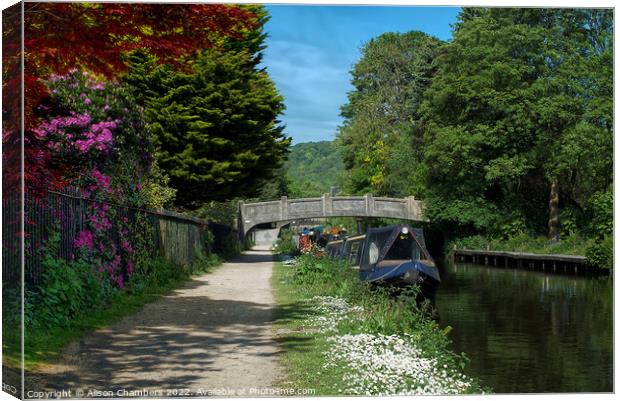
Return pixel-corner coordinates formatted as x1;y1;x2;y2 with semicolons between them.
33;249;283;397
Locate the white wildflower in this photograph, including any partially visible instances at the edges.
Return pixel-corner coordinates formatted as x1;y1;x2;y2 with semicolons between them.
305;296;364;333
325;333;476;395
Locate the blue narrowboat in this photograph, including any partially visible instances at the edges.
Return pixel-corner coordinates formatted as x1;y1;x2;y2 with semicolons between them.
325;224;440;298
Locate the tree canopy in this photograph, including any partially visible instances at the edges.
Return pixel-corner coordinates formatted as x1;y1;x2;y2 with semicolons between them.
285;141;345;198
420;8;613;238
3;2;265;194
337;31;442;196
124;49;290;207
337;8;612;245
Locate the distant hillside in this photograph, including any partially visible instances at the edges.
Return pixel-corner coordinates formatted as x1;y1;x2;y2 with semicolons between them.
284;141;344;197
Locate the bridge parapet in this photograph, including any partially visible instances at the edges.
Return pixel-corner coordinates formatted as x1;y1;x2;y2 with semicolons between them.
239;194;426;237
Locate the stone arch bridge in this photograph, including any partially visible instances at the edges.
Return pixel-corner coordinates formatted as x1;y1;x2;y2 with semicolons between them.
238;194;426;238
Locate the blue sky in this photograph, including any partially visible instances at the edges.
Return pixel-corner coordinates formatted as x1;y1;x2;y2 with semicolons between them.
261;5;461;144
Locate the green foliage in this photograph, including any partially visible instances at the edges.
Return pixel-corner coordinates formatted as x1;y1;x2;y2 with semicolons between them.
124;48;290;208
273;254;485;393
219;235;242;259
499;218;528;240
420;9;613;238
196;200;239;226
336;31;442;196
143;160;177;209
194;200;242;259
256;165;289;200
585;235;613;271
589;187;613;237
290;253;339;283
35;257;108;328
127;257;182;292
273;228;300;256
449;232;600;262
284;141;344;197
32;230;113;329
25;227;221;331
447;235;489;251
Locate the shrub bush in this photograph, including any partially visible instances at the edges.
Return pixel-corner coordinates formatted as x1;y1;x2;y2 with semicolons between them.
274;228;300;256
585;235;613;271
26;227;221;330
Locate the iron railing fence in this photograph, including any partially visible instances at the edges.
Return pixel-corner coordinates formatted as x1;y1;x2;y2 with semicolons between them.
2;186;210;285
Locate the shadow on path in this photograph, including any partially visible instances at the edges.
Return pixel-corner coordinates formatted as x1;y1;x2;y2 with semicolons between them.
27;250;287;395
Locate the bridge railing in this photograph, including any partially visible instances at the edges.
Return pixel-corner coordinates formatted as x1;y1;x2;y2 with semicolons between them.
239;193;425;236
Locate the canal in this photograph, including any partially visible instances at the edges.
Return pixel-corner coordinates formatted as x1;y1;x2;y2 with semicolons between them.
435;260;613;393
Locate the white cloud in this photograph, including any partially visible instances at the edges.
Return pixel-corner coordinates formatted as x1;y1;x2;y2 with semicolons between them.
262;39;353;143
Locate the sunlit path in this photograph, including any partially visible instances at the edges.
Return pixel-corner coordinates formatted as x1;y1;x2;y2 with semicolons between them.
31;250;282;396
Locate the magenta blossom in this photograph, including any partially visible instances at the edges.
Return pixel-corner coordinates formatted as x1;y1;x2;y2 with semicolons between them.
108;254;121;274
74;230;94;250
92;169;112;191
33;112;91;139
75;121;115;153
127;260;134;275
121;240;133;253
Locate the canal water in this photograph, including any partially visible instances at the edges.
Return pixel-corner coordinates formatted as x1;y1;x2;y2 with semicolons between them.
435;260;613;393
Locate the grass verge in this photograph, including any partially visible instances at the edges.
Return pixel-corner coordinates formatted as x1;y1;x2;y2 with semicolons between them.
271;260;345;394
3;255;222;371
272;254;488;395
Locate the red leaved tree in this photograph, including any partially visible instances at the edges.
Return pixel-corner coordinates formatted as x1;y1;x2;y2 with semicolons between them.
2;2;261;194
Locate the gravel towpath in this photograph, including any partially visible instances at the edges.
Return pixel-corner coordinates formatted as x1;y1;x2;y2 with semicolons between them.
32;249;283;397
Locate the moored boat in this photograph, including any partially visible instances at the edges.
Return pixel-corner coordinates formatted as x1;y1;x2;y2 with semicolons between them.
325;224;440;299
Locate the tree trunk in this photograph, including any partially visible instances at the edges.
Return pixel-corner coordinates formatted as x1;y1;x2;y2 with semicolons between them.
548;178;560;242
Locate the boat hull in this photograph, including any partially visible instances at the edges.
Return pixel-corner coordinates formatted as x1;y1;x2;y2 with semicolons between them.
358;260;440;299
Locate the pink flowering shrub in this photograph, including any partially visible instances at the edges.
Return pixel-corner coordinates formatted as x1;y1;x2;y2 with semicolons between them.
23;70;204;330
36;69;154;289
74;230;94;250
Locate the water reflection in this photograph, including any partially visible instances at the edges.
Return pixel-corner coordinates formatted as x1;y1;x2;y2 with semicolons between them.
436;260;613;393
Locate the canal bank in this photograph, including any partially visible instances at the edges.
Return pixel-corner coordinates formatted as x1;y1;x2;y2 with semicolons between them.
272;254;487;395
452;249;593;274
435;258;613;393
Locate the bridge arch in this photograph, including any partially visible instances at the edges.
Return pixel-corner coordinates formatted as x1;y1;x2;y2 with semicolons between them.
238;193;426;239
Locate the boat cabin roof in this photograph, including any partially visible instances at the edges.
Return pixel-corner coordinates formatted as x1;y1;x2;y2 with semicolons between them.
326;225;432;271
344;234;366;242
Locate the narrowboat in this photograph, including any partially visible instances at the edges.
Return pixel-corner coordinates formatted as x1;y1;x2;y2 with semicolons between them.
325;225;440;299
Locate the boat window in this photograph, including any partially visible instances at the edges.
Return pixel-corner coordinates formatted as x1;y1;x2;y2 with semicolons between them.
368;242;379;264
348;241;360;265
325;241;343;259
360;230;393;267
385;235;421;261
